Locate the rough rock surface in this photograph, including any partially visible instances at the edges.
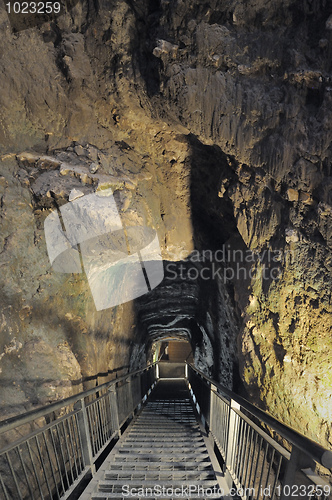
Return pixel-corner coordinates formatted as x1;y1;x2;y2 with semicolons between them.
0;0;331;452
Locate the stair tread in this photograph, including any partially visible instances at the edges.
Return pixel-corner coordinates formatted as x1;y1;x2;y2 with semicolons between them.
126;435;203;440
91;494;222;499
117;448;208;457
119;443;205;448
104;471;215;478
107;461;214;469
98;479;219;487
112;456;211;463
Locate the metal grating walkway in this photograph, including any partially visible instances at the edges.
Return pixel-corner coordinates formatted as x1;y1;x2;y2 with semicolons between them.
82;380;223;499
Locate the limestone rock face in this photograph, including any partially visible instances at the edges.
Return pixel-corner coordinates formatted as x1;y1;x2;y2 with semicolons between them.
0;0;331;452
128;0;332;448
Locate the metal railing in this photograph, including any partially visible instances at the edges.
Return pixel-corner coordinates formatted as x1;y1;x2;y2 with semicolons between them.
0;363;157;500
186;363;332;500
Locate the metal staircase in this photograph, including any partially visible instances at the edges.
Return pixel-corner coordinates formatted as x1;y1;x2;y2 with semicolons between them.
0;362;331;500
83;380;223;499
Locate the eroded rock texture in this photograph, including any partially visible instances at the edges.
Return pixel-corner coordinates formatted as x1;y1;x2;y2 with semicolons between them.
0;0;331;450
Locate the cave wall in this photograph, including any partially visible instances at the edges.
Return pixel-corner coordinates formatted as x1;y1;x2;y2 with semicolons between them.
134;0;332;447
0;0;197;417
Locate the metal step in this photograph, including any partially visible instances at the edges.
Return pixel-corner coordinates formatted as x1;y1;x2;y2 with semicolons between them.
91;494;222;499
119;442;206;449
98;479;220;490
115;449;210;457
104;470;216;480
114;452;209;463
107;461;214;471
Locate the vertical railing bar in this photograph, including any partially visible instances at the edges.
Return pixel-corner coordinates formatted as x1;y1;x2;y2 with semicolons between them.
236;419;246;479
98;399;106;445
236;417;245;478
103;395;109;440
74;412;85;471
221;400;225;452
223;401;228;451
231;411;240;471
216;396;221;450
252;435;263;496
244;426;255;488
70;414;81;472
49;426;66;495
223;400;228;452
218;397;222;451
55;423;70;490
239;421;249;483
232;413;240;475
236;418;245;480
27;439;45;500
100;397;108;444
72;413;84;473
219;394;225;452
5;451;23;500
0;471;10;500
263;447;275;499
96;400;104;450
61;420;74;484
228;402;234;466
92;403;101;453
87;405;95;455
67;416;79;478
257;441;269;498
239;421;250;484
271;454;283;500
94;400;103;449
96;399;104;447
86;406;95;456
106;393;112;438
215;396;219;448
91;405;98;455
248;430;258;490
35;435;53;499
106;392;113;437
107;391;114;437
109;385;120;438
229;410;236;470
98;399;105;446
17;444;35;500
42;430;60;500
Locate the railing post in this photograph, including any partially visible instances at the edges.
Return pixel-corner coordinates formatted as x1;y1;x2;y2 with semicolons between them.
156;362;159;380
127;375;134;415
280;446;315;500
224;399;241;489
209;383;217;434
74;398;95;474
185;363;188;379
109;385;121;438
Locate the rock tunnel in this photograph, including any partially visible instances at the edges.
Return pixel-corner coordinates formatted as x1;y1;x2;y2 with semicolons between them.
0;0;331;457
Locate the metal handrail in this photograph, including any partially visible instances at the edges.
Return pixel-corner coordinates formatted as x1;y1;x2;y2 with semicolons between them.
186;362;332;469
0;363;158;500
0;363;156;435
